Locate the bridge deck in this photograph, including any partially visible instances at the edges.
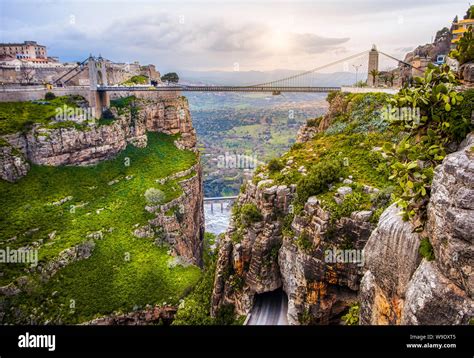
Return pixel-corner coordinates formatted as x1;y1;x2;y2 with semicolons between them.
97;86;341;93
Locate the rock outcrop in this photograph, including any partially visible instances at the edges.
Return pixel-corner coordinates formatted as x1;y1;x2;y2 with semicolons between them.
149;164;204;266
211;177;374;324
0;143;29;182
279;197;372;325
460;62;474;84
140;96;197;151
427;133;474;297
359;133;474;325
83;305;176;325
211;180;291;315
296;92;347;143
359;203;421;324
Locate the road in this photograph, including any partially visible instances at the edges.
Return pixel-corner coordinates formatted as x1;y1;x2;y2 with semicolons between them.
246;289;288;325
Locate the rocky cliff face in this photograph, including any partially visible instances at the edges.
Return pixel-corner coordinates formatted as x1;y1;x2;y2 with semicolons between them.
360;134;474;325
211;178;375;324
0;94;197;181
212;90;473;325
145;163;205;266
211;180;291;315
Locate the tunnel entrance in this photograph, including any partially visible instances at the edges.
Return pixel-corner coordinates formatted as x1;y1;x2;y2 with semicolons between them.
246;289;289;325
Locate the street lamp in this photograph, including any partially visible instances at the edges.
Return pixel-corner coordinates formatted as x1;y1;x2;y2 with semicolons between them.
352;64;362;85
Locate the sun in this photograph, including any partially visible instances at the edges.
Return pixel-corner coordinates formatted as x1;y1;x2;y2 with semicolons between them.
268;30;290;53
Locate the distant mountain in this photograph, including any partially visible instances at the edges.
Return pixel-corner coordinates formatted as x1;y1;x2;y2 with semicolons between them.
180;69;367;87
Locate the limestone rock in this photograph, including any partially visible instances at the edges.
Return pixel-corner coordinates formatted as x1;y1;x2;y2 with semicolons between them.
359;203;421;324
360;134;474;325
401;261;473;325
460;62;474;83
427;133;474;296
0;143;29;182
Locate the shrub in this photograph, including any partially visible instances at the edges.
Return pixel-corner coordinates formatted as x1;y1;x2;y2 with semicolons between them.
342;303;360;325
449;24;474;65
291;142;304;150
419;238;435;261
296;158;343;205
172;257;216;325
231;230;243;243
383;64;472;229
45;92;56;100
214;303;238;325
122;75;149;86
144;188;166;205
306;117;321;127
267;158;284;172
282;213;295;238
240;203;262;225
296;231;313;252
325;121;348;135
324;191;371;223
161;72;180;84
326;91;339;104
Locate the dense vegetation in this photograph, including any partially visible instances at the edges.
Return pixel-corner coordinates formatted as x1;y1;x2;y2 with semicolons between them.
121;75;149;86
0;132;201;323
0;95;88;135
173;233;243;325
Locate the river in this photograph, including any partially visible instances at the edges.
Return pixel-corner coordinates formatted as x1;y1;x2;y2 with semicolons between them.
204;201;232;235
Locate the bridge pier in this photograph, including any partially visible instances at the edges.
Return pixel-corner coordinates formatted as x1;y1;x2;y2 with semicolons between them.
89;90;110;116
88;56;110;116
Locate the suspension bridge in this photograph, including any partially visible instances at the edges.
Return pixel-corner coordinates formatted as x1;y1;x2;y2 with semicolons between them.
54;46;420;91
48;45;421;111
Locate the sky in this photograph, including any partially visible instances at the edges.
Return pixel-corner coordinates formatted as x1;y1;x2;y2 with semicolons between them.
0;0;470;73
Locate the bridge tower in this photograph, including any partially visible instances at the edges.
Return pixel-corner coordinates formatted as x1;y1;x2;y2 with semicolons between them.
88;55;110;115
367;45;379;86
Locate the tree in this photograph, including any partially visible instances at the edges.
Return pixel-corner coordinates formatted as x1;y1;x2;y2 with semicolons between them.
161;72;179;84
388;73;396;87
20;65;35;84
465;5;474;19
44;92;56;100
144;188;165;205
369;69;380;86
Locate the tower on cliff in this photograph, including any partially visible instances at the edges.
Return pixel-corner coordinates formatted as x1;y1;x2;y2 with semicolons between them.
88;56;110;115
367;44;379;86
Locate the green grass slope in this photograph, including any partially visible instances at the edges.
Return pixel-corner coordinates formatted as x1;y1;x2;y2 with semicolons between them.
0;132;201;323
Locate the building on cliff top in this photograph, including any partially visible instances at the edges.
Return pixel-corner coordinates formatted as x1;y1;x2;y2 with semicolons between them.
451;17;474;48
0;41;47;61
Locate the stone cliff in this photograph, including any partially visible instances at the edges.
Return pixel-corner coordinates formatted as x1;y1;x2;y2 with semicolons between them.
0;93;204;265
0;94;197;181
211;91;473;325
360;134;474;325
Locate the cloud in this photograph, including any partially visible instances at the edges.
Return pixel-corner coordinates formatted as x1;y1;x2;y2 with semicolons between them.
289;33;350;54
98;14;349;60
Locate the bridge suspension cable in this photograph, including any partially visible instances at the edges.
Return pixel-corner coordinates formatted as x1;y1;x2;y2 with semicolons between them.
52;57;89;85
378;51;424;72
248;50;370;87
